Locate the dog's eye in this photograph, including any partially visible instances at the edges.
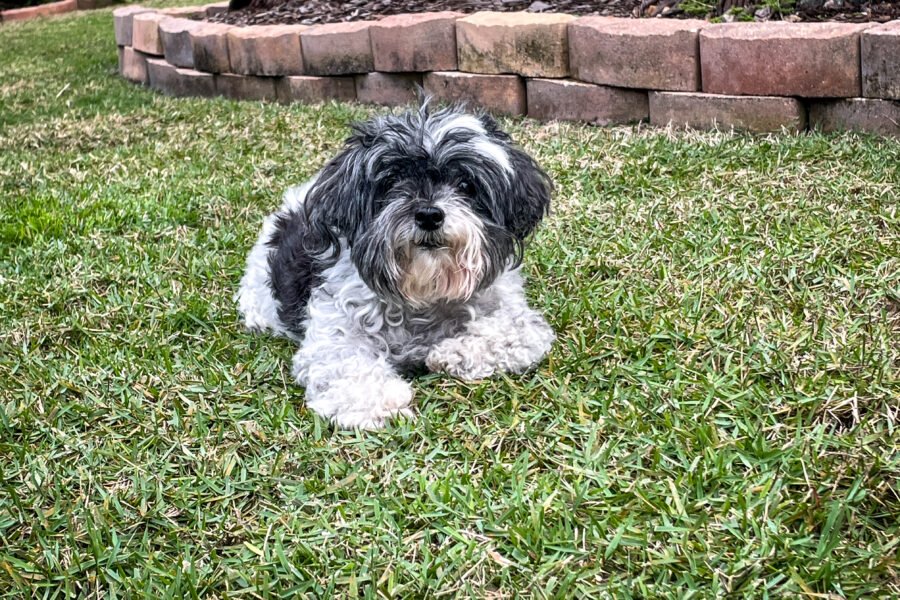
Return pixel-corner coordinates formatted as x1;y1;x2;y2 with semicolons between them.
457;180;474;195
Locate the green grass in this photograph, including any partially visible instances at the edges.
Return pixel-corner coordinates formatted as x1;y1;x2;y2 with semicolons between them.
2;5;899;598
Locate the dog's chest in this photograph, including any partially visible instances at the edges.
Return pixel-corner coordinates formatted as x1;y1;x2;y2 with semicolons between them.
375;304;473;367
314;253;478;367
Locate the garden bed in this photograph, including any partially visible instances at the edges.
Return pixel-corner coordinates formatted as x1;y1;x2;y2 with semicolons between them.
210;0;900;26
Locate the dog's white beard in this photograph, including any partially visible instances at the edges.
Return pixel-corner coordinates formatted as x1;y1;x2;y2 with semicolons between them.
398;212;486;308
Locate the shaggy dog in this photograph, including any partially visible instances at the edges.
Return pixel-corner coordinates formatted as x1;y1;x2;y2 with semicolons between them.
237;103;555;428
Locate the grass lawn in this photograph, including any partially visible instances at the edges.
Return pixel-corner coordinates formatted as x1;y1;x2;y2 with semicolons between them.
1;4;899;598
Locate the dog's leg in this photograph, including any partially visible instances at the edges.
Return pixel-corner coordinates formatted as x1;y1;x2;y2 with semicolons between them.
426;272;555;381
291;303;414;429
293;344;414;429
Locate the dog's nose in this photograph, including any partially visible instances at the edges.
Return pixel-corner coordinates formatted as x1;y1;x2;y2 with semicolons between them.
414;206;444;231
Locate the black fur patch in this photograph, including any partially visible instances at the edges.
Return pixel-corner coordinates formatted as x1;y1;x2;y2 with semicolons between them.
266;210;326;334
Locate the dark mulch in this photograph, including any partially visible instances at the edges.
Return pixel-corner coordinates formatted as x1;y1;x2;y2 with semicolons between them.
211;0;638;26
793;0;900;22
209;0;900;26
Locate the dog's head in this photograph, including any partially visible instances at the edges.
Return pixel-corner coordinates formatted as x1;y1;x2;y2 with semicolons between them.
303;103;552;308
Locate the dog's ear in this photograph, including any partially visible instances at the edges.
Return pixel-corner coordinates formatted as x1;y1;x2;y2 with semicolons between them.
504;145;553;240
302;125;377;255
476;113;551;240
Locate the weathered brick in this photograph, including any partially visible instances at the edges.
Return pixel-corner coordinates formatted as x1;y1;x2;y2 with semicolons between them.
649;91;806;132
117;46;124;73
569;17;705;91
457;12;574;77
203;1;229;17
370;12;461;72
132;12;166;56
862;21;900;100
301;21;374;75
159;6;203;18
121;46;150;84
216;73;279;101
147;58;175;92
160;17;203;69
808;98;900;136
1;0;76;21
701;22;870;97
191;22;232;74
424;72;525;116
113;5;152;46
355;72;422;106
527;78;647;125
276;75;356;104
227;25;305;76
147;58;217;97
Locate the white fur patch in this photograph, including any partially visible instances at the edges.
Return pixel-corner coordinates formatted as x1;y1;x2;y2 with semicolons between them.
397;200;486;308
235;213;284;335
427;114;512;175
429;114;486;143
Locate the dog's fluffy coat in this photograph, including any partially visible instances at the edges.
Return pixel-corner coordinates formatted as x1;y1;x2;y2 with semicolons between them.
237;104;555;428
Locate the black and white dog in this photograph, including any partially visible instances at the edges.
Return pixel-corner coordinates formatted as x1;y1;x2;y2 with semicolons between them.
237;103;555;428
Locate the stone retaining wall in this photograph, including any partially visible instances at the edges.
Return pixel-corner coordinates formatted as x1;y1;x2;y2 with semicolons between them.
115;4;900;136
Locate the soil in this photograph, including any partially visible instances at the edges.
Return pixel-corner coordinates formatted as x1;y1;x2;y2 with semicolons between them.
208;0;900;27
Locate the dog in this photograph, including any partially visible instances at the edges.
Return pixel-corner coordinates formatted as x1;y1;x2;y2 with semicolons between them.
236;103;555;429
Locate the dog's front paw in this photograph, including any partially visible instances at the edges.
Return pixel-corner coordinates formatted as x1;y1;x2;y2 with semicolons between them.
426;337;496;381
305;377;415;430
